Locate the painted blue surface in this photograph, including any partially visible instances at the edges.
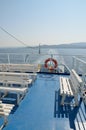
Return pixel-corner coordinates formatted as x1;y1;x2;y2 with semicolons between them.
3;74;86;130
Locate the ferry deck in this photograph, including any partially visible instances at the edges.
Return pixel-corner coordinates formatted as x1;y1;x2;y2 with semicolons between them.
0;53;85;130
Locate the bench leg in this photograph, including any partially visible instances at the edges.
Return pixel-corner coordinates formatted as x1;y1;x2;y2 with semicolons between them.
0;92;1;99
17;94;20;105
0;116;8;130
4;116;8;126
74;93;79;106
61;94;66;105
17;93;25;105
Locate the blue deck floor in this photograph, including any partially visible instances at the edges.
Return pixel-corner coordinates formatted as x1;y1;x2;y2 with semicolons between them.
3;74;86;130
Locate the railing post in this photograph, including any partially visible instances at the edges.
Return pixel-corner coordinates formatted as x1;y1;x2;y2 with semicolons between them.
8;54;10;64
23;54;25;64
72;56;75;69
75;58;78;73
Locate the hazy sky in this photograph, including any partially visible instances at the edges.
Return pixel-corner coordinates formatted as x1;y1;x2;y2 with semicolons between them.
0;0;86;47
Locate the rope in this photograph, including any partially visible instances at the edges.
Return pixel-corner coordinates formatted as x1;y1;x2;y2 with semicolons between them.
0;26;29;47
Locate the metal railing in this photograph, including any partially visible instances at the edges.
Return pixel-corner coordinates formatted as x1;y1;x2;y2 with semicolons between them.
0;53;85;74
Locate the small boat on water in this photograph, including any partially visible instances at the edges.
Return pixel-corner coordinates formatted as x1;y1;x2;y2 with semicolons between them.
0;51;85;130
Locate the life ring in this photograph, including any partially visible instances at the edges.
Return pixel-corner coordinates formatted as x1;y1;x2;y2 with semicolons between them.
44;58;58;70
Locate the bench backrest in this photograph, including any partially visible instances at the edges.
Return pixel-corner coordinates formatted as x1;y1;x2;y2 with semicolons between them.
69;69;82;93
0;64;39;72
0;72;29;81
0;72;32;87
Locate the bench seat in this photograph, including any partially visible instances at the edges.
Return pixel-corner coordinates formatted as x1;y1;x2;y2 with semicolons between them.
0;72;36;88
0;86;28;105
0;101;14;129
60;69;83;106
60;77;73;96
0;86;27;93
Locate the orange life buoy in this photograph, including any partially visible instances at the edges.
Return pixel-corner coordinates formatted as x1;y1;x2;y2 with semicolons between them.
44;58;58;70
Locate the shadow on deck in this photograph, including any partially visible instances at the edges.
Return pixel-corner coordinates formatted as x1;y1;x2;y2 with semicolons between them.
54;90;85;130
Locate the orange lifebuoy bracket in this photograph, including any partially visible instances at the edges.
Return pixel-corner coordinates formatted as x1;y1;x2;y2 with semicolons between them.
44;58;58;70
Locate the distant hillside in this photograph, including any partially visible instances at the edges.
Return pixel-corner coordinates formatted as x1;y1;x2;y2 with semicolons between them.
41;42;86;49
57;43;86;48
0;42;86;50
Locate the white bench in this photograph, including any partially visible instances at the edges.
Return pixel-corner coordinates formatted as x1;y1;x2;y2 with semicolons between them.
0;101;14;129
60;69;82;106
0;72;34;105
0;72;37;105
0;86;28;105
0;64;40;72
0;72;34;87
